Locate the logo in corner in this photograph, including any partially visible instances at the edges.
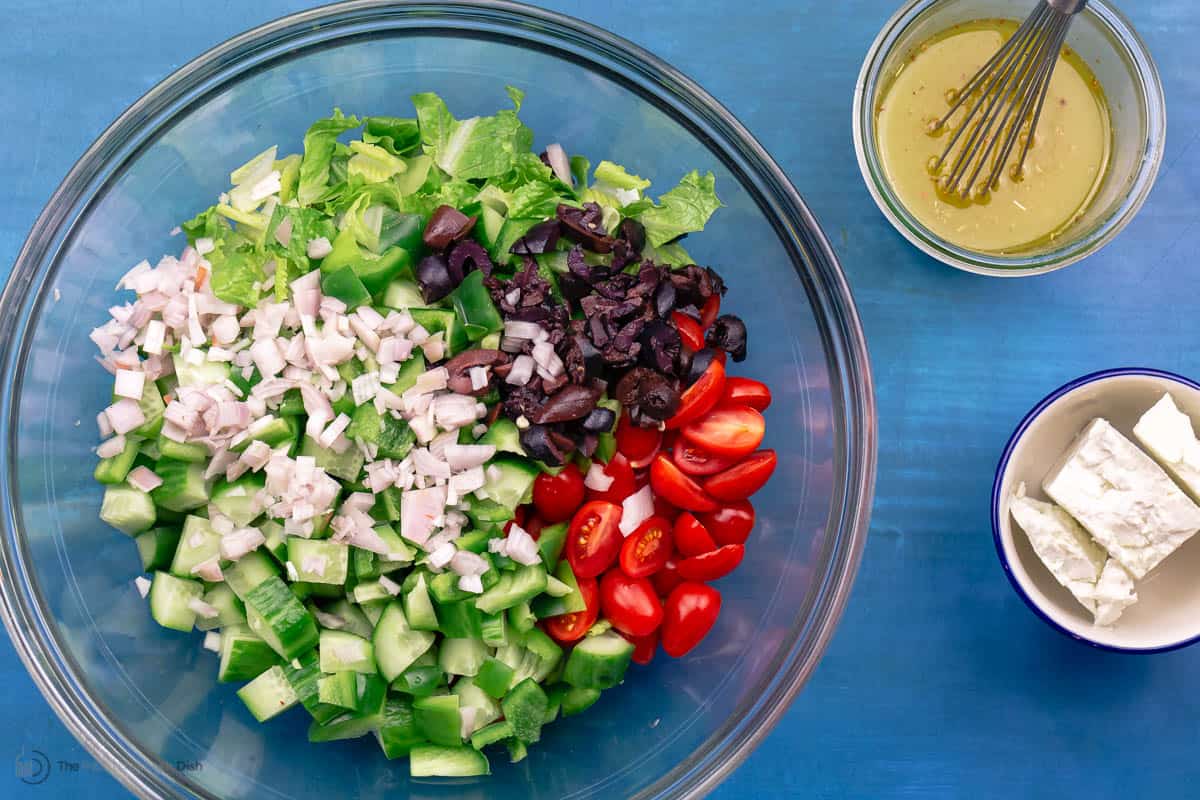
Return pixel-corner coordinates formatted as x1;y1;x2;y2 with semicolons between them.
14;747;50;785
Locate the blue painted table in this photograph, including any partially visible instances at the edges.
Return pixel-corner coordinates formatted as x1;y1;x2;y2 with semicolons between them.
2;1;1197;797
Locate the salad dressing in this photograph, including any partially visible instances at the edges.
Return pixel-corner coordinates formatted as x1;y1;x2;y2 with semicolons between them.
875;20;1111;253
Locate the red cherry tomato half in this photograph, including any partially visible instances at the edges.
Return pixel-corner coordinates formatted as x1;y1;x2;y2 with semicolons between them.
586;453;637;505
662;582;721;658
652;493;679;522
672;440;736;476
619;516;674;578
627;629;659;665
677;544;745;582
532;463;586;523
544;576;599;644
566;501;624;579
666;358;725;430
682;405;765;458
699;501;755;546
650;454;717;512
615;413;663;469
652;558;684;597
722;376;772;411
503;505;528;535
524;515;547;540
673;513;718;557
699;294;721;329
671;311;705;351
704;450;778;501
600;570;663;637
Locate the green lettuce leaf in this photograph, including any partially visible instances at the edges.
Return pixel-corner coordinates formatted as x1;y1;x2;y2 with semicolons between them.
297;110;363;205
363;117;421;155
570;155;591;195
634;170;722;248
208;244;262;308
593;160;650;191
507;181;568;220
411;91;529;180
347;141;407;183
180;206;228;245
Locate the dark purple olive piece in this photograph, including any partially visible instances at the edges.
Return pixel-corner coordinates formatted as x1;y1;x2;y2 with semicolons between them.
443;349;509;395
423;205;477;250
557;203;614;253
580;406;616;434
653;280;676;318
639;319;681;374
510;220;562;255
617;218;647;254
686;348;720;384
416;254;455;303
615;367;680;421
705;314;748;362
520;424;570;466
531;384;602;425
448;240;493;280
576;433;599;458
575;334;604;379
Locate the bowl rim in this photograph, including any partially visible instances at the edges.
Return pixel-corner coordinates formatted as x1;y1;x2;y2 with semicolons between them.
852;0;1167;277
0;1;877;798
990;367;1200;654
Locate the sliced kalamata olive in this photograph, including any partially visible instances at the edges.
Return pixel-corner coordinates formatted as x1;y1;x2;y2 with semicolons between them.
520;424;572;465
654;280;677;318
639;319;681;374
575;334;604;379
444;349;509;395
614;367;680;421
576;433;599;458
686;348;720;384
531;384;602;425
416;254;455;303
618;218;647;253
558;203;614;253
615;367;656;408
448;240;493;280
423;205;477;250
510;220;561;255
675;346;694;380
706;314;748;362
580;407;616;434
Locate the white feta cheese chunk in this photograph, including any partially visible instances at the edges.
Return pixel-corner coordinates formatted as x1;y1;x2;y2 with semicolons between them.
1133;393;1200;504
1042;418;1200;579
1091;559;1138;627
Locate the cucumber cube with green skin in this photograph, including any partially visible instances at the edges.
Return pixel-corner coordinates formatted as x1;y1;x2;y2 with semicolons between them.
299;434;364;483
260;520;288;564
95;436;140;484
480;612;508;648
133;379;166;438
475;658;516;699
243;576;319;660
352;580;393;605
230;415;299;454
100;485;157;535
409;746;490;777
224;550;280;599
321;598;375;640
371;523;415;564
318;671;361;710
391;664;445;698
413;694;462;746
196;583;246;631
475;456;539;511
306;674;390;742
376;696;425;759
210;474;266;526
403;575;439;631
453;677;501;734
286;538;350;585
385;351;425;396
135;526;181;571
353;547;380;581
169;515;222;578
319;630;377;674
218;625;279;683
148;571;203;632
237;665;298;722
562;631;634;690
372;601;435;682
532;558;585;618
561;686;602;717
150;459;210;513
347;404;415;460
280;650;323;712
438;638;488;677
382;279;425;311
501;678;549;744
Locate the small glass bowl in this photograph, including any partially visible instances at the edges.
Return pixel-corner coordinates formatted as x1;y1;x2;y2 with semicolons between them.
853;0;1166;276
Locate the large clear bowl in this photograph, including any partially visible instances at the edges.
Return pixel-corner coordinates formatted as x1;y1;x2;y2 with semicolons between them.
0;2;875;798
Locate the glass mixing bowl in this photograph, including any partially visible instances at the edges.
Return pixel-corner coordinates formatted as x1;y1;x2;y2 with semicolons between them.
0;2;875;798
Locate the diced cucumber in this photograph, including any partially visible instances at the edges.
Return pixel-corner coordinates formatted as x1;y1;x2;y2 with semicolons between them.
438;638;488;677
408;308;468;357
561;685;602;717
480;612;508;648
469;720;512;751
157;436;208;463
322;598;375;639
376;696;425;759
360;599;388;627
210;474;266;526
475;658;516;699
372;600;436;681
100;485;156;535
148;571;203;632
169;515;222;578
306;674;390;741
224;550;280;599
434;599;483;639
244;576;319;660
475;456;539;512
318;671;361;710
353;547;380;581
280;650;323;713
476;418;524;456
133;380;166;438
496;628;563;688
135;526;181;571
260;520;287;564
475;563;547;615
172;353;231;388
347;404;414;460
319;629;377;674
412;694;462;746
453;676;501;733
403;575;439;631
196;583;246;631
372;522;416;564
231;415;299;453
392;664;445;698
507;601;536;634
382;279;425;310
287;538;350;585
352;579;394;605
409;745;489;777
563;631;634;690
299;435;364;483
237;665;298;722
532;559;586;618
218;625;279;682
95;436;140;484
150;459;211;513
429;570;475;605
538;521;569;569
464;497;513;528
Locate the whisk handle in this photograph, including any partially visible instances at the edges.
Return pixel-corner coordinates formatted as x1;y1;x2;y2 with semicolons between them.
1045;0;1087;15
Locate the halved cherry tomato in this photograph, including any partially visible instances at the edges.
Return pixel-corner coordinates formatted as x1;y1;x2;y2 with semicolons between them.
662;582;721;658
671;311;705;351
586;453;637;505
600;571;663;637
704;450;778;501
619;516;674;578
532;463;586;523
677;544;744;581
615;413;663;469
566;501;623;579
524;515;547;540
672;440;736;476
666;358;726;430
544;576;599;644
652;494;679;522
650;454;717;512
682;405;764;458
503;505;529;535
652;558;684;597
673;513;718;557
699;294;721;329
722;376;772;411
700;500;755;546
627;629;659;665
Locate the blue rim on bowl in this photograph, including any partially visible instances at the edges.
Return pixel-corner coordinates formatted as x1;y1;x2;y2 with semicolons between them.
991;367;1200;654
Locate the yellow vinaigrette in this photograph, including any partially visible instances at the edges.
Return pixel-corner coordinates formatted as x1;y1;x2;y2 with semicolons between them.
875;20;1111;254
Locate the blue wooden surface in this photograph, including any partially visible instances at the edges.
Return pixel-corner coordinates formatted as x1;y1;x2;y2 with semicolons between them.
2;0;1198;797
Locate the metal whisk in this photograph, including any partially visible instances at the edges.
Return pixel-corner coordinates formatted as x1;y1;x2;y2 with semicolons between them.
929;0;1088;199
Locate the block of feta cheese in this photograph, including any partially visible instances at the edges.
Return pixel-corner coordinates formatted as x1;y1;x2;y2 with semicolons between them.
1133;393;1200;503
1043;418;1200;579
1009;486;1137;626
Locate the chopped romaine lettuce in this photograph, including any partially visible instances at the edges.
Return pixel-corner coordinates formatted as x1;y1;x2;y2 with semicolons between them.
634;169;723;247
298;110;363;205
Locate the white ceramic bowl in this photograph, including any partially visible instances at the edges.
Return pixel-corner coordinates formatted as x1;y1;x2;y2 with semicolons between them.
993;368;1200;652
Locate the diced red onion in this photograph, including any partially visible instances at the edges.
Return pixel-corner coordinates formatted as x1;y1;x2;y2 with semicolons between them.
127;466;163;493
505;354;535;386
503;320;543;340
585;462;615;492
134;576;151;598
620;485;655;536
444;445;495;472
400;485;447;545
306;237;333;259
505;524;541;566
105;399;146;435
96;435;126;459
